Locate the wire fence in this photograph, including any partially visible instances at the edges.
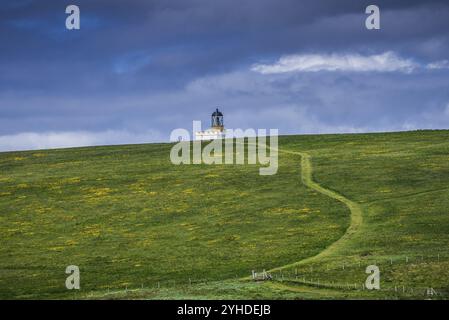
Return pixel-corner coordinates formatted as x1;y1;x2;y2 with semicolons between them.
73;252;448;299
268;252;449;298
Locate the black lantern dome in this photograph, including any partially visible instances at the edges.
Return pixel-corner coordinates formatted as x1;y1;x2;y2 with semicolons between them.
212;108;223;117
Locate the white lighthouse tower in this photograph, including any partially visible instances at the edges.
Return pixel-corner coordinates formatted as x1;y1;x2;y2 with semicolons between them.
195;108;226;141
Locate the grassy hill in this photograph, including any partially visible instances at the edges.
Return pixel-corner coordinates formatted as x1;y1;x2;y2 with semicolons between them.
1;130;448;299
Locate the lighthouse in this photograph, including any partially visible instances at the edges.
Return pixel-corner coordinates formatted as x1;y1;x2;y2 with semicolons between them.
195;108;226;141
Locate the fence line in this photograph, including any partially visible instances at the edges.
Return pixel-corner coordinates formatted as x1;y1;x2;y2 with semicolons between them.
276;252;448;276
91;278;446;299
72;252;448;298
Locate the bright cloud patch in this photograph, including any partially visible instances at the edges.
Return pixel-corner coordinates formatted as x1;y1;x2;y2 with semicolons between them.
427;60;449;70
252;52;418;74
0;130;164;152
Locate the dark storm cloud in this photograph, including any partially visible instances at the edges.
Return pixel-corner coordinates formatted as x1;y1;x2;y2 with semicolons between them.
0;0;449;150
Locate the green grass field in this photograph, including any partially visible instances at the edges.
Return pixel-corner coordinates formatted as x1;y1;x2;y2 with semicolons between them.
1;130;449;299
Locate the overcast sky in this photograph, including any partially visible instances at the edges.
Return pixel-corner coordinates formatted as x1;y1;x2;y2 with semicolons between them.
1;0;449;151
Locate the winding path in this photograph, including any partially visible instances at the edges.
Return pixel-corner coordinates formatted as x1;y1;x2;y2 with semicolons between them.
265;146;363;272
